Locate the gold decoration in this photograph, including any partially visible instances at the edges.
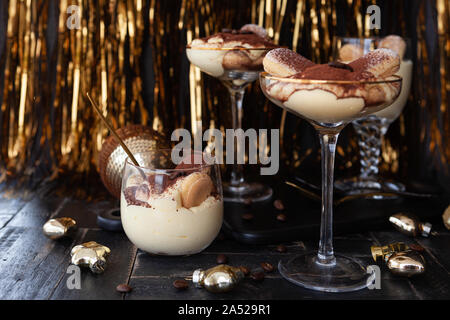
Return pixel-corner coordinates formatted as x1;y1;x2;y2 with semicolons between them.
371;242;409;263
389;212;432;237
443;205;450;230
42;217;77;240
71;241;111;274
192;264;244;293
0;1;447;197
386;251;426;277
98;124;169;198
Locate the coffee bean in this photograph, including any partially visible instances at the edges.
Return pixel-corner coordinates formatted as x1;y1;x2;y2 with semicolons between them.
216;254;228;264
276;244;287;253
116;283;132;293
276;213;287;222
239;266;250;276
173;279;189;290
250;271;265;282
260;262;274;273
409;244;424;252
242;213;254;221
273;199;285;210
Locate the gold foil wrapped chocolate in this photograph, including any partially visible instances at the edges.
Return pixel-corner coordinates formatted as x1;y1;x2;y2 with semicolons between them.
70;241;111;274
43;218;77;240
98;124;169;198
192;265;244;293
443;205;450;230
389;212;432;237
371;242;409;263
386;251;426;277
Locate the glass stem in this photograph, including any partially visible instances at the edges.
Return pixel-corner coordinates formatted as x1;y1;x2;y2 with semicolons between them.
353;117;389;179
317;131;339;266
227;87;245;187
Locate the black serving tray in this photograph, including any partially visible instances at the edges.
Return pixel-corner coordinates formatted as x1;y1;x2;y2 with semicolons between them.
222;177;447;245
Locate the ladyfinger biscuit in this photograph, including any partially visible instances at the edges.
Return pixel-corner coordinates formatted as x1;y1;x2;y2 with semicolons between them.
378;35;406;60
263;48;315;77
240;24;268;39
181;173;213;209
222;50;253;70
349;48;400;78
339;43;364;62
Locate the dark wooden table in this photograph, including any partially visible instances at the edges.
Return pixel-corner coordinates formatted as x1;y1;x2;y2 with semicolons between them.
0;179;449;300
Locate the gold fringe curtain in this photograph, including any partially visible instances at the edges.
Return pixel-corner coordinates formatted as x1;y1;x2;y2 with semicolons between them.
0;0;448;192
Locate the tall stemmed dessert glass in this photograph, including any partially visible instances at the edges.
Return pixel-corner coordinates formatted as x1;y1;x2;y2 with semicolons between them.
260;48;402;292
333;36;413;194
186;24;278;203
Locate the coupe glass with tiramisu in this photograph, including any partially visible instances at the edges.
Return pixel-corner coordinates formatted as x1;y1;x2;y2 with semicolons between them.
260;48;402;292
120;150;223;255
334;35;413;195
186;24;278;203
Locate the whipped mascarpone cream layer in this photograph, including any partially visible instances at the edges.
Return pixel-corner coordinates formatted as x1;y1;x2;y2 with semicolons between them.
265;80;400;123
121;174;223;255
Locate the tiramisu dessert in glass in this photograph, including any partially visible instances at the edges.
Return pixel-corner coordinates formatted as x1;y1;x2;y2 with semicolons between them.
334;35;413;195
120;150;223;255
186;25;278;203
260;48;402;292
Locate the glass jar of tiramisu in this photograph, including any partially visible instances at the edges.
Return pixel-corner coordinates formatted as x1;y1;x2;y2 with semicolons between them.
120;149;223;255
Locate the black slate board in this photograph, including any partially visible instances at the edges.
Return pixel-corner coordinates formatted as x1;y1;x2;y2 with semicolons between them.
222;178;448;245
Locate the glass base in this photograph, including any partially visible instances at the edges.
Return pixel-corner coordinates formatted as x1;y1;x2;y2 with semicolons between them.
335;176;405;198
223;181;272;203
278;252;374;293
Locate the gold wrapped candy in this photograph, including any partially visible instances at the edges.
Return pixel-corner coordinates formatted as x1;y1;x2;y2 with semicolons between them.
192;265;244;293
371;242;409;263
43;218;77;240
386;251;426;277
70;241;111;274
389;212;432;237
443;205;450;230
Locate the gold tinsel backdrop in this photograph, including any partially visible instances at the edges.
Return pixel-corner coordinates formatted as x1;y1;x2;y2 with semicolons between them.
0;0;448;196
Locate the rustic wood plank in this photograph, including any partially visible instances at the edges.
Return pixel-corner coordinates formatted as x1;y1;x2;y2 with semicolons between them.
52;199;118;229
370;230;450;299
6;196;67;228
0;215;12;229
0;226;81;299
0;178;45;215
5;179;66;228
49;229;137;300
127;275;417;300
127;234;416;300
0;180;448;300
416;225;450;274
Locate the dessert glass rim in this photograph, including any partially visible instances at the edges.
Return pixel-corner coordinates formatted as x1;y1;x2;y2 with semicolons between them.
124;149;215;172
260;72;402;85
186;44;284;51
336;35;411;41
334;36;412;61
